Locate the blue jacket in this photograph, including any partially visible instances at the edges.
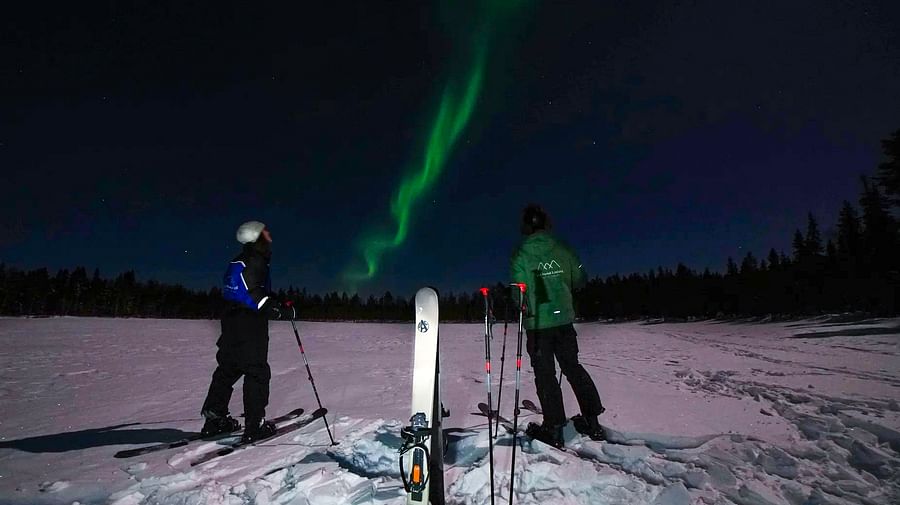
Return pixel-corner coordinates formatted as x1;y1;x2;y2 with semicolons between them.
222;245;272;311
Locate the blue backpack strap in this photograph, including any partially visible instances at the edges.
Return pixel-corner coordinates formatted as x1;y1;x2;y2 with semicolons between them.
223;261;257;310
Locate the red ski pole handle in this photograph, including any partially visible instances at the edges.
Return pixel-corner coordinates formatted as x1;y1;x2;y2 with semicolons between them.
511;283;527;293
479;287;490;297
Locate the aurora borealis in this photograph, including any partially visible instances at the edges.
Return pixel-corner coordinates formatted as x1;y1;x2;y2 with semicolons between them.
342;2;527;290
342;57;485;287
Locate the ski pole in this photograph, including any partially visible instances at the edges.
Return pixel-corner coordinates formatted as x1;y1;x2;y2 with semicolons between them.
508;282;527;505
286;302;337;446
479;287;496;505
495;290;509;439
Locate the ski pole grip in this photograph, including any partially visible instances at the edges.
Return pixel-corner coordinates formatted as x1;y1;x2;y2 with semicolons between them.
512;283;527;293
479;287;489;297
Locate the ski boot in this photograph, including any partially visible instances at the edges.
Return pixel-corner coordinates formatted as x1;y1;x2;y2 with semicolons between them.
241;418;277;443
572;413;606;441
525;422;564;449
200;411;241;437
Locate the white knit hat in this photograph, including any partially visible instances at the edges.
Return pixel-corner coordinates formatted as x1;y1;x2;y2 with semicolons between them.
236;221;266;244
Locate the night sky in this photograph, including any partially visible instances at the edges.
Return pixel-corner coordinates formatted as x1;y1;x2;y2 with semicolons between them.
4;1;899;297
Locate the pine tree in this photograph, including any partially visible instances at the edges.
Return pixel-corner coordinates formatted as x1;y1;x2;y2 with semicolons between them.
792;230;807;262
876;128;900;208
805;213;823;256
767;248;780;270
836;201;861;265
860;176;898;273
740;252;758;275
779;251;791;268
826;240;837;265
726;257;739;276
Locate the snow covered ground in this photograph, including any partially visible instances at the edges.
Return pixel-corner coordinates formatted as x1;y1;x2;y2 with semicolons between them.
1;316;898;504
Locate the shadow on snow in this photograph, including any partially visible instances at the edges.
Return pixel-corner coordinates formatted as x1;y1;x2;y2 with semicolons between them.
0;423;195;453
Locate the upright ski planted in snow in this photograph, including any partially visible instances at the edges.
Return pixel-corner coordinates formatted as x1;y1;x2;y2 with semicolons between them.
399;287;446;505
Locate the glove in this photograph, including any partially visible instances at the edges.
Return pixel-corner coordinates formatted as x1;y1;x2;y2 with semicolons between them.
267;300;296;320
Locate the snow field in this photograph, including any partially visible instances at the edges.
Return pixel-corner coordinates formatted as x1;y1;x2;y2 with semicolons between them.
1;317;898;504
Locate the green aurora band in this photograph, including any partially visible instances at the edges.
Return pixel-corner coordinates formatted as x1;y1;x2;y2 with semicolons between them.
343;2;526;290
346;54;484;284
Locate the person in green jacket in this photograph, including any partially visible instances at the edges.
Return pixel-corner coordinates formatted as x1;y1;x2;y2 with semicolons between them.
510;204;605;447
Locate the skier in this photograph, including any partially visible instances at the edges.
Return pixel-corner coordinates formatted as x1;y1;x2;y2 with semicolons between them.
200;220;293;443
509;204;605;448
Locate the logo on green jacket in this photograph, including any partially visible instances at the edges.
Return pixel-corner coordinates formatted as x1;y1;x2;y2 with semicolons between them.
537;260;563;277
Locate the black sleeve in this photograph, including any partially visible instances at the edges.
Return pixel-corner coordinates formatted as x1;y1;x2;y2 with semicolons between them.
242;254;272;310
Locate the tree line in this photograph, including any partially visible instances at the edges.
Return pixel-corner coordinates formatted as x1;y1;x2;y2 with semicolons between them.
2;129;898;321
578;129;900;319
0;265;500;321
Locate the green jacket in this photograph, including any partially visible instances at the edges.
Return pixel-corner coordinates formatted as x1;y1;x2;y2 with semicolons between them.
509;231;586;330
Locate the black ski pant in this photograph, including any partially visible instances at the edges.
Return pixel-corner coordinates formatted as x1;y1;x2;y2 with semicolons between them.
201;308;270;422
526;323;603;427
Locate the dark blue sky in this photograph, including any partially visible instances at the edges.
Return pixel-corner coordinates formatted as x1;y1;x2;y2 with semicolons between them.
3;1;899;297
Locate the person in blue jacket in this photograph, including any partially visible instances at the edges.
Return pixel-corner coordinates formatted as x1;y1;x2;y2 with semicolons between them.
200;220;292;442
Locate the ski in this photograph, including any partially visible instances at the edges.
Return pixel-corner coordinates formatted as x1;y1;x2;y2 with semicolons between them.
189;408;327;467
480;402;561;444
522;400;615;445
477;402;513;429
485;401;570;452
113;407;305;459
399;287;446;505
480;402;547;441
499;401;577;454
521;399;541;415
480;402;563;451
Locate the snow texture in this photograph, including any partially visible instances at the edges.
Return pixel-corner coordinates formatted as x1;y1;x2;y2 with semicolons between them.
1;316;898;504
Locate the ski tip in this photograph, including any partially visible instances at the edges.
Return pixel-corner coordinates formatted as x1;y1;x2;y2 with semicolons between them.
415;286;439;298
311;407;328;418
